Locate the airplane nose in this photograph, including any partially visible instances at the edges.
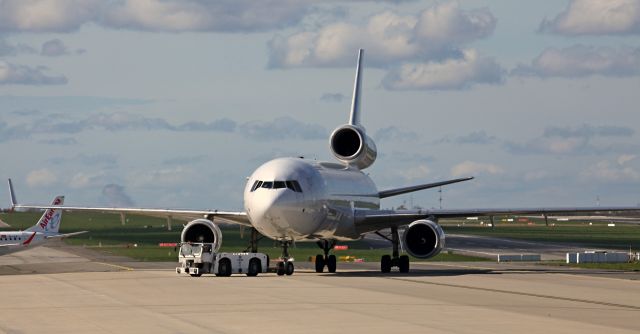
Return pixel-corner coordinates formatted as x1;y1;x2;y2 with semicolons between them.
248;190;308;238
249;191;290;223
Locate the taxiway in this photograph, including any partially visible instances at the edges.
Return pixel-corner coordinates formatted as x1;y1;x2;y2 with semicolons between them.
0;245;638;333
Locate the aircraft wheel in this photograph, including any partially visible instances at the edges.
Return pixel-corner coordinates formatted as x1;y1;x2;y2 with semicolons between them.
327;254;337;273
315;254;325;273
285;261;294;276
381;255;392;273
247;258;261;277
276;261;286;276
399;255;410;273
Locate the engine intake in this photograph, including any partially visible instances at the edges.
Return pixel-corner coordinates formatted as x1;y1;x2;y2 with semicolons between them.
180;219;222;252
402;220;445;259
329;125;377;169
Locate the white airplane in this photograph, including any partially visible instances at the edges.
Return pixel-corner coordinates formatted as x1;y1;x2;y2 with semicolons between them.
0;195;86;256
9;49;640;275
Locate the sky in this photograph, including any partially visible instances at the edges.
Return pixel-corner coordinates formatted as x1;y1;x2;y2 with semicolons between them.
1;0;640;211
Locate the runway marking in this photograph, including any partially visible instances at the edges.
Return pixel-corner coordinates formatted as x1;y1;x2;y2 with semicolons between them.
386;277;640;310
95;262;134;271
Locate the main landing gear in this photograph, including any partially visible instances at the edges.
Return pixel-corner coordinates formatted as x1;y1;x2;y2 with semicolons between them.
375;226;410;273
276;240;294;276
315;240;337;273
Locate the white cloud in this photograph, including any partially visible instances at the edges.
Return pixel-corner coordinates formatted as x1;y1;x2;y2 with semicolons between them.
102;0;311;32
374;126;418;142
0;37;36;56
505;124;636;156
618;154;637;165
268;2;496;68
581;160;640;181
523;170;550;182
0;0;100;33
540;0;640;36
127;166;193;187
400;165;431;181
0;60;68;85
0;0;310;33
41;38;70;57
69;171;106;189
513;45;640;78
102;184;134;207
26;168;57;187
451;161;503;177
383;49;503;90
238;116;327;140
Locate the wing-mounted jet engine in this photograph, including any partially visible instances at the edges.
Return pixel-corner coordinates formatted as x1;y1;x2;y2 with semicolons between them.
402;220;445;259
181;219;223;253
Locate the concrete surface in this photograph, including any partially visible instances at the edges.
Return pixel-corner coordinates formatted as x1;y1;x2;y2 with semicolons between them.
0;246;639;333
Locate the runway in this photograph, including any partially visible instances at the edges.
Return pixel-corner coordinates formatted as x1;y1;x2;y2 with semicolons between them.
0;246;639;333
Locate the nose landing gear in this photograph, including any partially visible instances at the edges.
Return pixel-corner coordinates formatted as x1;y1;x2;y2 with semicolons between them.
315;240;337;273
276;240;294;276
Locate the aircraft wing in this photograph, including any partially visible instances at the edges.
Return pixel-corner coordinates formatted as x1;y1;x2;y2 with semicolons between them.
12;204;252;226
354;206;640;234
45;231;89;239
7;179;249;227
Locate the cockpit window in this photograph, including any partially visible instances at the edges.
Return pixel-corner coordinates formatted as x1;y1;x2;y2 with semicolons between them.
252;180;302;192
286;181;302;192
250;180;262;192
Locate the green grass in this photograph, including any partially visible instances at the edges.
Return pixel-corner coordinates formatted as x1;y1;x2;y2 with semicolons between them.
1;211;485;262
442;223;640;250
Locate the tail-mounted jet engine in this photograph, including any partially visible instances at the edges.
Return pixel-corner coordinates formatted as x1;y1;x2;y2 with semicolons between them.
181;219;223;252
402;220;445;259
329;125;377;170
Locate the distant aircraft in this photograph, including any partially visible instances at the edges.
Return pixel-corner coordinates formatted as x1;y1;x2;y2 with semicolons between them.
9;49;640;275
0;195;86;256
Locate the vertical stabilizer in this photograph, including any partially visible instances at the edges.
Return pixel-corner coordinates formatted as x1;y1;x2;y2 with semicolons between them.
27;196;64;234
349;49;364;126
8;179;16;209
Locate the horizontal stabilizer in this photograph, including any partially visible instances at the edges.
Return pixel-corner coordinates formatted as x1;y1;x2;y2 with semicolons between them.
378;177;473;199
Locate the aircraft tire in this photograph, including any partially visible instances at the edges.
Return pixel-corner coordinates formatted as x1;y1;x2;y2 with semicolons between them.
399;255;410;273
285;261;294;276
381;255;391;273
315;254;325;273
276;262;285;276
327;255;337;273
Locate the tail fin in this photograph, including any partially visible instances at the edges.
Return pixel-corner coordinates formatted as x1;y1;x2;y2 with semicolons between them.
27;196;64;234
349;49;364;126
8;178;17;209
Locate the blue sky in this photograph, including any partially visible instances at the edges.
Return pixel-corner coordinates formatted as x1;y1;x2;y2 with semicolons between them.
1;0;640;211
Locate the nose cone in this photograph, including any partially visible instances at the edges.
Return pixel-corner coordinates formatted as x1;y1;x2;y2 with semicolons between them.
247;190;315;239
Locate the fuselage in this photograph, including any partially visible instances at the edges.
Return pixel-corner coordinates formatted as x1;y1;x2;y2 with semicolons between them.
244;157;379;241
0;231;46;256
